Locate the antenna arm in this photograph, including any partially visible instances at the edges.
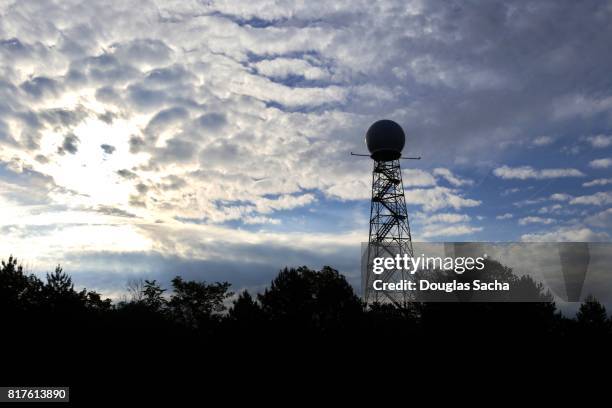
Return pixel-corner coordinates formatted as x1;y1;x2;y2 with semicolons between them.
351;152;422;160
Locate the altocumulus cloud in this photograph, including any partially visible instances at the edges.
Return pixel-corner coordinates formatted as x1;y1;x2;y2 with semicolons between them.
1;0;612;295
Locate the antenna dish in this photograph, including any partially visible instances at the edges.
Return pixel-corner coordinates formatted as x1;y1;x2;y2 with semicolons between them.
365;119;405;161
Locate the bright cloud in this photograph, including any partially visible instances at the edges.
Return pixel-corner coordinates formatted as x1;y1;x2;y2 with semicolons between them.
533;136;553;146
420;212;471;224
569;192;612;206
521;227;609;242
583;178;612;187
586;135;612;148
493;165;585;180
585;208;612;228
518;216;556;226
433;168;474;187
420;224;483;239
405;187;481;212
589;158;612;169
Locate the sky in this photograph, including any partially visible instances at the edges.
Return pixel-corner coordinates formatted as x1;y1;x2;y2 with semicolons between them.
0;0;611;298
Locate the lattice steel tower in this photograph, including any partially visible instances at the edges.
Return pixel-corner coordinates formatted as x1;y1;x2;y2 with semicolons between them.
356;120;417;306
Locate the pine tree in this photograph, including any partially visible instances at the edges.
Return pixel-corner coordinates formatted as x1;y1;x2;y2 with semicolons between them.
576;295;611;336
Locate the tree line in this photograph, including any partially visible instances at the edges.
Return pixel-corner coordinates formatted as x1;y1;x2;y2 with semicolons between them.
2;254;611;343
4;254;609;400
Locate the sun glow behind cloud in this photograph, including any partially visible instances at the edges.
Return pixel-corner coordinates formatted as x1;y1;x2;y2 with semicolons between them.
44;118;143;205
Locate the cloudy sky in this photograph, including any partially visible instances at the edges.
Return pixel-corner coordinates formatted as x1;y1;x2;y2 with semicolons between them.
1;0;611;296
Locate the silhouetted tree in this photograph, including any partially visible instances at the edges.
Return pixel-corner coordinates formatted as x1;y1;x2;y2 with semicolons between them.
1;257;112;316
46;265;73;293
228;290;264;322
417;259;558;340
0;256;44;311
576;295;611;337
258;266;363;333
84;291;112;311
142;280;167;312
363;301;419;340
126;278;145;302
169;276;232;329
44;265;88;312
224;290;267;340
